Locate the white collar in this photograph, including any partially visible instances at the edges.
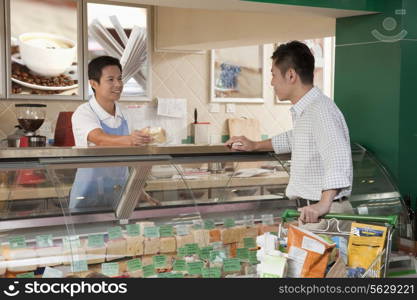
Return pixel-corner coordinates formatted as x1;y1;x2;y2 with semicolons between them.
89;94;124;121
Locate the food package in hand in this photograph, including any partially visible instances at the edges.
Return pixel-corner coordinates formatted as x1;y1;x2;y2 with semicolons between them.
141;127;167;144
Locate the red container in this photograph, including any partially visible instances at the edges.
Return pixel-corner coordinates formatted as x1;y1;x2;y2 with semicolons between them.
54;112;75;147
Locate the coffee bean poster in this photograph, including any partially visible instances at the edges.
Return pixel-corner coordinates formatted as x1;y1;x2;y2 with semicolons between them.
9;0;80;97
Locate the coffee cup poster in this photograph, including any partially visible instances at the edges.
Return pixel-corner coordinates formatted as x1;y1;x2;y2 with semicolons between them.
9;0;79;96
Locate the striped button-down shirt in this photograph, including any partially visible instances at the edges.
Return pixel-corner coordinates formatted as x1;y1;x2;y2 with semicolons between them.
271;87;352;201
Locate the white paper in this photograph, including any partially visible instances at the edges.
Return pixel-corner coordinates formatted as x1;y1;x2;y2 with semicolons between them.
287;246;307;278
302;236;325;254
157;98;187;118
357;206;368;215
43;267;64;278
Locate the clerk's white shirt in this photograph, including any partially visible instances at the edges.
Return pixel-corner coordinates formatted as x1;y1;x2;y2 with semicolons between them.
71;95;133;147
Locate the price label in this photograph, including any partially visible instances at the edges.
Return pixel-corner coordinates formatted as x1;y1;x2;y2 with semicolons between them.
127;258;142;272
261;214;274;226
159;225;174;237
143;264;156;278
202;267;222;278
153;255;167;269
17;272;35;278
249;250;259;265
88;234;105;248
204;220;215;230
126;224;141;237
63;236;81;250
108;226;123;240
173;260;186;272
144;226;160;238
71;260;88;273
199;246;214;260
101;262;119;277
9;236;26;249
175;224;189;236
177;247;187;257
224;218;235;228
36;235;53;248
185;243;199;256
243;237;256;249
243;215;255;227
187;261;204;275
237;248;249;261
223;258;241;272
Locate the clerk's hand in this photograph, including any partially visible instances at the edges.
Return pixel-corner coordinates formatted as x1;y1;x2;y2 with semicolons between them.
225;136;257;151
130;130;153;146
298;201;332;224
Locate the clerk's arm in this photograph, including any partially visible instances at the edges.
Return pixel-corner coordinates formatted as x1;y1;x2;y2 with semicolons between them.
88;128;151;146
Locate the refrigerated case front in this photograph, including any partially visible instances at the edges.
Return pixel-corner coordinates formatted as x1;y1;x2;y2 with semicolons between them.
0;144;410;277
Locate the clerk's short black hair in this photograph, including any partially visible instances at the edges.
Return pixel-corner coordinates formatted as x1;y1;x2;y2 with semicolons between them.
271;41;314;85
88;56;122;92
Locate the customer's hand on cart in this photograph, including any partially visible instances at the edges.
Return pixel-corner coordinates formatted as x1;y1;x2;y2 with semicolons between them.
298;201;331;224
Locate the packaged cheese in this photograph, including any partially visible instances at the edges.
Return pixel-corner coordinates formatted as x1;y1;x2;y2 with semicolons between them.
221;226;246;244
243;227;259;239
209;229;221;243
3;246;38;272
192;229;210;247
141;255;154;266
144;238;160;255
129;269;143;278
106;238;127;262
175;234;194;249
36;246;64;267
160;237;176;253
124;235;144;257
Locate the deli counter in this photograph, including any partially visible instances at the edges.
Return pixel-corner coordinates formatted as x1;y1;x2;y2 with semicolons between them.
0;143;411;278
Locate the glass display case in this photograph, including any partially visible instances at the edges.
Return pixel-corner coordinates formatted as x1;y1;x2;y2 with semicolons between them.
0;143;411;278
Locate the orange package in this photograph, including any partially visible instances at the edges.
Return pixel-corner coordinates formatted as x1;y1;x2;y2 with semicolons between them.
287;225;335;278
209;229;221;243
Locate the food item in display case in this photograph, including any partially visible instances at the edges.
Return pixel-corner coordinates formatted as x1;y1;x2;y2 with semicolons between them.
141;255;154;266
221;226;246;244
136;221;155;234
36;246;64;267
106;238;127;262
209;229;221;242
129;269;143;278
175;234;195;249
84;271;109;278
243;227;259;239
287;225;335;278
228;243;237;258
160;237;176;254
144;238;160;255
2;246;38;272
85;240;106;265
192;229;210;247
124;235;145;257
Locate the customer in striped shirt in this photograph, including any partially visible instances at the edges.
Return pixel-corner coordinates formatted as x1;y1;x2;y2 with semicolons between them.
226;41;353;229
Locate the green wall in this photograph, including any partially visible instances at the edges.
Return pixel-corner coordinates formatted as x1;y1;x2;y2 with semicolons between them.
335;0;417;208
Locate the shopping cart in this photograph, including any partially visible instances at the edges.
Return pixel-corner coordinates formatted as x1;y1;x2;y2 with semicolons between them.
279;209;398;278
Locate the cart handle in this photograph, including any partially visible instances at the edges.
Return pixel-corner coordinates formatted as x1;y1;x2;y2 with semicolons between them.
281;209;398;227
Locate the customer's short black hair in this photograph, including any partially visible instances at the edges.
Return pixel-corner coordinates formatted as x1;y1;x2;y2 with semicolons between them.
271;41;314;85
88;56;122;93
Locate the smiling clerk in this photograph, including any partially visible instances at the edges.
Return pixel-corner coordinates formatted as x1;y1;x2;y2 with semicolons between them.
70;56;155;208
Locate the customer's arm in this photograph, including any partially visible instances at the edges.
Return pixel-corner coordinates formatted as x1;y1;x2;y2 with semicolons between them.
225;130;293;153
